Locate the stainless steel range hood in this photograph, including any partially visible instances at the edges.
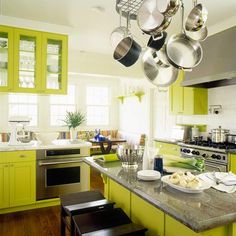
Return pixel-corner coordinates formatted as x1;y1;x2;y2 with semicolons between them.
181;26;236;88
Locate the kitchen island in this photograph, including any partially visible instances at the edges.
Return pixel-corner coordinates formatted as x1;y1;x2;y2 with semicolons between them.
85;157;236;236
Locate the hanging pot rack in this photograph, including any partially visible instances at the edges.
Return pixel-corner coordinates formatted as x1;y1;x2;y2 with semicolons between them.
116;0;144;20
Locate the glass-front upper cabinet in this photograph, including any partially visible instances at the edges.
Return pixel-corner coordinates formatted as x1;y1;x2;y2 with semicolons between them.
0;26;14;92
42;33;68;94
13;28;42;93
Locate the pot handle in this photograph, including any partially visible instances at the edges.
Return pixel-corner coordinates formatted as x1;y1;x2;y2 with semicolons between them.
152;32;163;41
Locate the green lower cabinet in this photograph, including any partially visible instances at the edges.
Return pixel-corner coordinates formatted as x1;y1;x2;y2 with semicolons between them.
155;141;180;156
165;215;228;236
169;71;208;115
0;163;10;209
131;193;164;236
230;154;236;174
9;161;36;207
0;151;36;210
108;178;131;217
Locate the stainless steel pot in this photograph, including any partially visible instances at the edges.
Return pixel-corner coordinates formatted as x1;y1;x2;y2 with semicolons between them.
166;1;203;70
137;0;171;36
227;134;236;144
156;0;180;17
210;126;230;143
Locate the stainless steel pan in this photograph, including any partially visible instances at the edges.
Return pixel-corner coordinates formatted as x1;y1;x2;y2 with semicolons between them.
166;1;203;70
142;47;179;87
186;26;208;41
137;0;171;36
156;0;180;17
147;31;167;51
185;2;208;32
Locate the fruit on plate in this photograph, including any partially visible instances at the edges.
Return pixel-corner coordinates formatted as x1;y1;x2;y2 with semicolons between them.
169;171;201;189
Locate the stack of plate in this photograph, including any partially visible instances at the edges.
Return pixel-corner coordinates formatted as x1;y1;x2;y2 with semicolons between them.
137;170;161;181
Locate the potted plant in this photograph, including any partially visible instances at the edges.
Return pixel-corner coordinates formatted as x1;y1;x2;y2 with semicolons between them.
63;110;86;141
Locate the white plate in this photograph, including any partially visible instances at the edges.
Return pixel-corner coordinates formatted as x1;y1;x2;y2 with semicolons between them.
161;175;211;193
137;170;161;181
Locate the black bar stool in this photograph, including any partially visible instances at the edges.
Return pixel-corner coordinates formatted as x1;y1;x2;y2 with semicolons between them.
60;190;115;236
72;208;147;236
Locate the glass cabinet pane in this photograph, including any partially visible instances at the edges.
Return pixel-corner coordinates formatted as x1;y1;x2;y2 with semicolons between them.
18;36;36;88
0;32;9;87
46;39;62;90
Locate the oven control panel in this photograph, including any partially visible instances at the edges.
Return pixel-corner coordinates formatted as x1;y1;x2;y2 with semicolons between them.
180;147;228;164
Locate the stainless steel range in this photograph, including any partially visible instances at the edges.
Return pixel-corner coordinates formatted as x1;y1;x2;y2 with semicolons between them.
179;141;236;172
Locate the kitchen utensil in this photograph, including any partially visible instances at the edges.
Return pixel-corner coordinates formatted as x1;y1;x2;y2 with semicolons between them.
185;2;208;32
147;31;167;51
186;25;208;41
156;0;180;17
191;125;199;140
137;0;171;36
113;36;141;67
117;144;144;169
166;1;203;70
113;11;142;67
110;9;131;49
226;134;236;144
210;126;230;143
142;47;179;87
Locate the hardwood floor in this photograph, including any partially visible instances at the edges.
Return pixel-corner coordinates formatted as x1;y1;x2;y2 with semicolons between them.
0;169;104;236
0;206;61;236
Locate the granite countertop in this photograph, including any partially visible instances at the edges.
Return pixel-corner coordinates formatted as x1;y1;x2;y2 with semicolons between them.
0;139;92;151
85;157;236;233
154;138;179;144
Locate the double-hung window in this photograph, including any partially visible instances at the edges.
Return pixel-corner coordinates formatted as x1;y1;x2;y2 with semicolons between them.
8;93;38;126
86;86;109;126
50;85;76;126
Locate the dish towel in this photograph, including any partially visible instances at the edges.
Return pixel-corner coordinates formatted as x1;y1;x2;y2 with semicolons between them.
198;172;236;193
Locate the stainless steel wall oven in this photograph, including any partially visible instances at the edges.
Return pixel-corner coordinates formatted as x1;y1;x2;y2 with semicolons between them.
36;148;90;200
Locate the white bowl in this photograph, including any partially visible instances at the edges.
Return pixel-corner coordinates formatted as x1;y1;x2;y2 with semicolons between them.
35;132;59;145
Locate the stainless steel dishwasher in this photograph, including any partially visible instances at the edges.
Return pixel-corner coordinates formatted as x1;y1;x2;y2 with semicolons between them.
36;147;90;200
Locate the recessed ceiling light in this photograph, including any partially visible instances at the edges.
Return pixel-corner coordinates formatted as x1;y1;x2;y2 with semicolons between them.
91;6;105;14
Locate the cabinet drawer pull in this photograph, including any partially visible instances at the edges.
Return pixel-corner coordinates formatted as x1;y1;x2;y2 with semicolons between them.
10;164;14;167
3;164;9;167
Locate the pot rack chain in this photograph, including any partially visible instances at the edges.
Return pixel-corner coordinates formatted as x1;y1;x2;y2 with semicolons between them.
116;0;144;20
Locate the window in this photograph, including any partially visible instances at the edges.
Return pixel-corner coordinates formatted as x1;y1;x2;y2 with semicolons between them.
50;85;76;126
86;86;109;126
8;94;38;126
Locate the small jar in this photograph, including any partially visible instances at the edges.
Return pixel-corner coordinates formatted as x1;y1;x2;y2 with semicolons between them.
154;155;163;174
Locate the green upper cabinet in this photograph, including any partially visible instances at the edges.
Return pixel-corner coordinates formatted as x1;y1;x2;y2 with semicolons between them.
41;32;68;94
0;25;14;92
169;71;208;115
14;28;42;93
0;25;68;94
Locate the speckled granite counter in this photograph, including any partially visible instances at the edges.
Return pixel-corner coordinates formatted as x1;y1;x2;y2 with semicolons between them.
154;138;179;144
85;157;236;233
0;139;92;151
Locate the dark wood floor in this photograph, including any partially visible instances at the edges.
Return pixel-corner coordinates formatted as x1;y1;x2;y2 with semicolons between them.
0;168;104;236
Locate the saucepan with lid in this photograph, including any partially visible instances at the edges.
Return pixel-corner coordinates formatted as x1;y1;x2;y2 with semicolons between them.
227;134;236;144
209;126;230;143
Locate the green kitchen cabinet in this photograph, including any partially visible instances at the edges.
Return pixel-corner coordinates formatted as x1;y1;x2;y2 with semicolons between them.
155;141;180;156
131;193;164;236
0;25;14;92
169;71;208;115
165;214;227;236
108;178;131;217
0;25;68;94
0;150;36;209
0;163;10;209
230;154;236;174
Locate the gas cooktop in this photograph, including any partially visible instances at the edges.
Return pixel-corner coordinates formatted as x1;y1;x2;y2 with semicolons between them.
182;140;236;150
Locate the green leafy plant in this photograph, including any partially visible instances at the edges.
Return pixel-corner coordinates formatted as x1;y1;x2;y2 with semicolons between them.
63;110;86;129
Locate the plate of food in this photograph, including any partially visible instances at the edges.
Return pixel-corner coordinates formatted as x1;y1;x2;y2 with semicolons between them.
161;171;211;193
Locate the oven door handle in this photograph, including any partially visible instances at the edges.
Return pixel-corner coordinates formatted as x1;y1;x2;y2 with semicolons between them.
38;159;84;166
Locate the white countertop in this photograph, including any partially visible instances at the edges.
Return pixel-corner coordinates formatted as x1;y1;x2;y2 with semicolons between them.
0;139;92;151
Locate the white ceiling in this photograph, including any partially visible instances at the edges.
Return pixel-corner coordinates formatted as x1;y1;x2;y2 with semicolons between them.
1;0;236;55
